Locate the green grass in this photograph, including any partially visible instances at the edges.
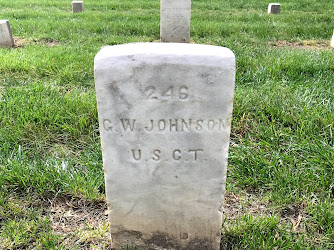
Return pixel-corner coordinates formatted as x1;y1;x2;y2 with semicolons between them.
0;0;333;248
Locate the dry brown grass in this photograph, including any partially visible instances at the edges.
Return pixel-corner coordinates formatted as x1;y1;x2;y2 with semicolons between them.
269;40;334;50
12;37;60;48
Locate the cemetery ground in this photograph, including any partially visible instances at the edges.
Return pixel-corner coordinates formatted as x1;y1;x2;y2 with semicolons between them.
0;0;333;249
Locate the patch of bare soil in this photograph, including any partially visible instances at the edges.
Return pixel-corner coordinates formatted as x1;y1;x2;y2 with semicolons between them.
38;39;60;47
280;203;308;232
12;37;60;48
47;195;111;249
269;40;333;50
223;192;268;219
3;194;111;248
4;192;309;248
13;37;28;48
223;192;308;233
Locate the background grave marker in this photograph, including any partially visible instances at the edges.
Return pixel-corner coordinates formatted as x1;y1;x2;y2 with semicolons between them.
95;43;235;249
268;3;281;14
72;1;84;13
160;0;191;43
0;20;14;47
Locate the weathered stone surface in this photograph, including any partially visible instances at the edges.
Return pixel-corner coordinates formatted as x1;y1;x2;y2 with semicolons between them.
94;43;235;250
268;3;281;14
160;0;191;43
0;20;14;47
331;31;334;48
72;1;84;13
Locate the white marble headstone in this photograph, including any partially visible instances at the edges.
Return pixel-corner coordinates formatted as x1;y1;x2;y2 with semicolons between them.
160;0;191;43
331;31;334;48
94;43;235;250
0;20;14;47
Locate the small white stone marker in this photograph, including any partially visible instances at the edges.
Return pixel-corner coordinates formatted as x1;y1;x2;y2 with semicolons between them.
268;3;281;14
160;0;191;43
95;43;235;250
331;31;334;48
72;1;84;13
0;20;14;47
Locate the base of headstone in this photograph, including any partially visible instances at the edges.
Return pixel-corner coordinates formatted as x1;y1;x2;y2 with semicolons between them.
0;20;14;47
72;1;84;13
95;43;235;250
268;3;281;14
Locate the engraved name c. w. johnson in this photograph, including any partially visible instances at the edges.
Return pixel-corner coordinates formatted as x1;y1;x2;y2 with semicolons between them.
103;118;230;132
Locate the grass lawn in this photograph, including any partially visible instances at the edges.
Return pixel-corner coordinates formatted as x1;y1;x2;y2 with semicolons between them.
0;0;333;249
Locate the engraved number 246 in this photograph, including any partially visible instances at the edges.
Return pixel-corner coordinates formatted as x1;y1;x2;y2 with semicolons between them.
145;86;188;100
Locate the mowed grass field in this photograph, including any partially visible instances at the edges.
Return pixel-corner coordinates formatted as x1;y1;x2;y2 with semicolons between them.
0;0;333;249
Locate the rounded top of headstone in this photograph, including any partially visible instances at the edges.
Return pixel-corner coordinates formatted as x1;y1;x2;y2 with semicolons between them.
95;43;235;66
0;20;9;24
